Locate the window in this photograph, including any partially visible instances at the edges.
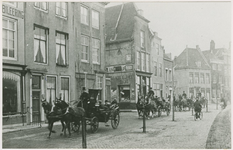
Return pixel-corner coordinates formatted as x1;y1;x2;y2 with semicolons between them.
34;2;48;11
56;32;67;66
140;31;145;48
2;18;17;60
213;75;216;83
200;73;204;84
46;76;56;104
169;70;172;81
196;61;201;67
97;76;103;89
92;38;100;64
154;61;157;76
137;52;140;70
81;36;89;62
146;54;150;72
34;26;48;64
159;63;162;77
56;2;67;18
166;69;168;81
189;73;193;83
212;64;216;70
141;53;145;71
206;73;210;84
195;73;199;83
156;44;159;55
92;10;99;29
61;77;69;103
81;6;89;25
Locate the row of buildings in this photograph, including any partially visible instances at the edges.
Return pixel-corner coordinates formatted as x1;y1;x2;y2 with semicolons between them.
2;2;231;126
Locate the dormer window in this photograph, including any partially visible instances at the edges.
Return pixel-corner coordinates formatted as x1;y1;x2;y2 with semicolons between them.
196;61;201;67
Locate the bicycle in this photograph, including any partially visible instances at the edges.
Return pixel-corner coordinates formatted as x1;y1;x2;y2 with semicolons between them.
194;110;203;121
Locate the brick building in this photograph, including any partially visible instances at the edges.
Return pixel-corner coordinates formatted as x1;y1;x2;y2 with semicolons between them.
174;45;211;100
105;3;152;109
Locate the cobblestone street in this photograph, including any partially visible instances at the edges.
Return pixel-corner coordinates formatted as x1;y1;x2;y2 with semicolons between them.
3;104;226;149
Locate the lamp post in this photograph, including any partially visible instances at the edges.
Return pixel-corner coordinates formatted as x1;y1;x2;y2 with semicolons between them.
169;87;174;121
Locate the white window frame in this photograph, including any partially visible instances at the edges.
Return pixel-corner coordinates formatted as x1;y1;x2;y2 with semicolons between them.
34;26;48;64
81;6;89;25
60;76;70;103
140;30;145;48
141;53;145;71
92;38;100;64
46;75;57;104
92;10;100;29
56;32;68;66
55;2;67;18
81;35;89;62
34;2;48;12
2;17;17;60
137;51;140;70
96;76;103;89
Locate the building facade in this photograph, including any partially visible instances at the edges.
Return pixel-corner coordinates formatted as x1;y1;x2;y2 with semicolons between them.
105;3;152;109
150;31;165;99
174;46;211;101
2;2;109;126
2;2;26;125
164;53;173;98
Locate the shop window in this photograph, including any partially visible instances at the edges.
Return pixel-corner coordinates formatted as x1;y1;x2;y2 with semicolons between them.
3;76;20;115
119;85;130;102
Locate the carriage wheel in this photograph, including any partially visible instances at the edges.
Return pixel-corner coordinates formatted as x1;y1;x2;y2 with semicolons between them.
70;122;80;132
200;112;203;120
111;112;120;129
90;117;99;133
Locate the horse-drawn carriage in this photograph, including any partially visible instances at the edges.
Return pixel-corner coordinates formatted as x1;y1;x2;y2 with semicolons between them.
83;89;120;133
41;89;120;138
136;96;171;118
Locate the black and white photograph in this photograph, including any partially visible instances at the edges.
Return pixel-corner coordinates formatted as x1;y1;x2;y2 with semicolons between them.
1;0;232;149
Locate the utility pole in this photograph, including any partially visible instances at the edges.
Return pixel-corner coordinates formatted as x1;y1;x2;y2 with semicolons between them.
143;95;146;133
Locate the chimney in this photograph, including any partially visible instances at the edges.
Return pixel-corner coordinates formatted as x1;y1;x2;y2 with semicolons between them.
137;9;143;16
210;40;215;52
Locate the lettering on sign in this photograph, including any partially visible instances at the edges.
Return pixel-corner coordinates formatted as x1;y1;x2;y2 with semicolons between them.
2;4;24;19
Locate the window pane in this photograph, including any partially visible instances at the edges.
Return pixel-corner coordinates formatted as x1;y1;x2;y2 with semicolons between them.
9;31;14;39
41;2;47;10
9;49;14;57
2;20;7;28
9;21;14;30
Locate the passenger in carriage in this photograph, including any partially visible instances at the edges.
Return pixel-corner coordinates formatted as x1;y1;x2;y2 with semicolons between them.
80;87;90;111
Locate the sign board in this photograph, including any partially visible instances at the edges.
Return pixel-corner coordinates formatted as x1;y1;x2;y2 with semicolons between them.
2;4;24;19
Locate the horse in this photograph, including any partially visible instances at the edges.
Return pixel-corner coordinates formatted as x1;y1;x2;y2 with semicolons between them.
54;98;85;137
41;99;65;138
200;97;207;108
136;96;157;119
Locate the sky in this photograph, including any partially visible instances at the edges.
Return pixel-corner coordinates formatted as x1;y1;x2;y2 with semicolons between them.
106;1;232;58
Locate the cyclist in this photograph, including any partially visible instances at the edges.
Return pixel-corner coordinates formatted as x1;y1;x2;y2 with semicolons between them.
194;97;202;119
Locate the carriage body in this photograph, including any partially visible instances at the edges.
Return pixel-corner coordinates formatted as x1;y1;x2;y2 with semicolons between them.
85;89;120;133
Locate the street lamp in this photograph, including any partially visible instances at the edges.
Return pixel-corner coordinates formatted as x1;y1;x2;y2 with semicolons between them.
169;87;174;121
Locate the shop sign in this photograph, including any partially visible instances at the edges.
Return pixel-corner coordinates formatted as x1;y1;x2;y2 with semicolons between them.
2;4;24;19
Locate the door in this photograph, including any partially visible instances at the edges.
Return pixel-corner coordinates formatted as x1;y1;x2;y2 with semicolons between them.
32;75;41;124
32;91;41;123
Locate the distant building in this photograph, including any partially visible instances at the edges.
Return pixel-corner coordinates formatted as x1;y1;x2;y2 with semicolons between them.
164;53;173;98
105;2;152;109
150;30;165;99
174;45;211;100
203;40;231;102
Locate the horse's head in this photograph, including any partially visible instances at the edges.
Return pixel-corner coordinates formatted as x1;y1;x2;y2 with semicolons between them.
41;99;52;114
54;98;69;110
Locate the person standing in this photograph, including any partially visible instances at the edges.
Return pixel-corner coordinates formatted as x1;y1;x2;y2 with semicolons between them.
80;87;90;111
